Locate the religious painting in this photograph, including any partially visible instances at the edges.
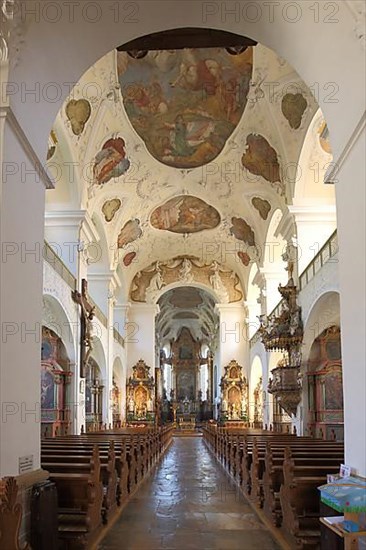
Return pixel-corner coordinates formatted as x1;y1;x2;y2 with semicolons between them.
230;217;255;246
117;46;253;168
177;371;195;401
41;368;55;410
65;98;91;135
117;219;142;248
242;134;281;184
251;197;271;220
102;198;121;222
179;345;193;360
93;137;130;185
150;195;221;234
325;372;343;411
281;93;307;130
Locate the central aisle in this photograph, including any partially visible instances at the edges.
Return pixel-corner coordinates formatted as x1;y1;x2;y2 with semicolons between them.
99;437;280;550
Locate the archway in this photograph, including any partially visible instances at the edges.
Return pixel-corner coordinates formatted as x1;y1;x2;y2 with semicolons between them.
1;6;364;479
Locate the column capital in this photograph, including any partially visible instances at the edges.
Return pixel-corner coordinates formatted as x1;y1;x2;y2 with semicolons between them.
288;204;337;224
129;302;160;316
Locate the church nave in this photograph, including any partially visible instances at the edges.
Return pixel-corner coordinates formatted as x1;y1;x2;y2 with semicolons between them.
99;437;280;550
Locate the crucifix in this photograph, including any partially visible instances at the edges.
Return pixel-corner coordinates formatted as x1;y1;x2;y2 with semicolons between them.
72;279;95;378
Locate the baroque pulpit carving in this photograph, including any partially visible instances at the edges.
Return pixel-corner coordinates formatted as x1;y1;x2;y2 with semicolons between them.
259;265;303;418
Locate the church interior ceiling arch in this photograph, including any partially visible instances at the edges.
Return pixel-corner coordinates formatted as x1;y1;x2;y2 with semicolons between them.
45;31;334;304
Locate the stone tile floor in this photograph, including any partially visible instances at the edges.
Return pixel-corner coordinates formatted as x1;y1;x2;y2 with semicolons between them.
98;437;281;550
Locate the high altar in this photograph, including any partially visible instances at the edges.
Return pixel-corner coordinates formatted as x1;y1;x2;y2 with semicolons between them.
126;359;155;424
220;360;249;426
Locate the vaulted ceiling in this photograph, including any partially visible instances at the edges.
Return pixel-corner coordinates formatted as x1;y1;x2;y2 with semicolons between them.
46;29;333;343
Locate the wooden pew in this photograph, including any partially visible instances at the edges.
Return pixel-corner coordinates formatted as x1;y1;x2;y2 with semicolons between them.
279;446;340;549
47;445;104;549
42;441;118;523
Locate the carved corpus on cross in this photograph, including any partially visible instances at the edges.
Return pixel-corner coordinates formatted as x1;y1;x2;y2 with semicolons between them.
72;278;95;378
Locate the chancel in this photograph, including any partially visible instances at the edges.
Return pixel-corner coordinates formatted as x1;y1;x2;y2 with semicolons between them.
0;4;365;550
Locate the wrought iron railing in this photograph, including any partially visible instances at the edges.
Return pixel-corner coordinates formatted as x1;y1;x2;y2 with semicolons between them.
249;230;338;348
43;240;77;290
113;326;125;348
299;230;338;290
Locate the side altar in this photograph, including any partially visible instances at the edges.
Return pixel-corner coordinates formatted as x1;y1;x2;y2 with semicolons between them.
219;360;249;425
126;359;155;424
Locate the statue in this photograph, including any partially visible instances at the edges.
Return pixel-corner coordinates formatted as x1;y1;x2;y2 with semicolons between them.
179;258;194;283
145;261;165;302
209;261;229;302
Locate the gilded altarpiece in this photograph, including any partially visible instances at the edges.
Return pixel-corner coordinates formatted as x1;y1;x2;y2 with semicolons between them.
126;360;155;423
220;360;249;424
307;326;343;441
85;358;104;432
170;328;207;424
41;327;72;437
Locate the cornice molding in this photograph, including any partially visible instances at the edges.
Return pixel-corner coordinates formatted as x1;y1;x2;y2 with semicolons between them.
3;107;54;189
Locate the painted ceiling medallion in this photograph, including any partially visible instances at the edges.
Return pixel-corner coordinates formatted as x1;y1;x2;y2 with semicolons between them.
123;251;137;266
281;93;307;130
237;251;251;266
150;195;221;234
251;197;271;220
65;99;91;135
230;217;255;246
94;137;130;185
117;219;142;248
242;134;280;183
102;198;121;222
117;47;253;168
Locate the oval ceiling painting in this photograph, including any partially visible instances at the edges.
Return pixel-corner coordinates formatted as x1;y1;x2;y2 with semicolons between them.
150;195;220;234
117;47;253;168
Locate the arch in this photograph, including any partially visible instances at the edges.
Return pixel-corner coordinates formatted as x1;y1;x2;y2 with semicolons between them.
294;108;335;204
12;6;363;168
42;293;76;365
303;290;341;362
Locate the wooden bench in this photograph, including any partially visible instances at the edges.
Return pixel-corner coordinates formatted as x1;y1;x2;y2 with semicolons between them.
46;445;104;548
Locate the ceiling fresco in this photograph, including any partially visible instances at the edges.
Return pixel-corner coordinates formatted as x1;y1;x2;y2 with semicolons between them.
281;93;308;130
117;219;142;248
102;198;121;222
65;99;91;136
251;197;271;220
93;137;130;185
150;195;221;234
46;37;331;304
230;217;256;246
241;133;282;187
117;46;253;168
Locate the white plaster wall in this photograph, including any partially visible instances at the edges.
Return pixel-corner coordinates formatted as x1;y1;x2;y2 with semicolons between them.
0;120;45;476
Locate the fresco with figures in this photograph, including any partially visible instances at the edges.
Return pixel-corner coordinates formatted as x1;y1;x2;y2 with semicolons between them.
117;47;253;168
150;195;220;234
